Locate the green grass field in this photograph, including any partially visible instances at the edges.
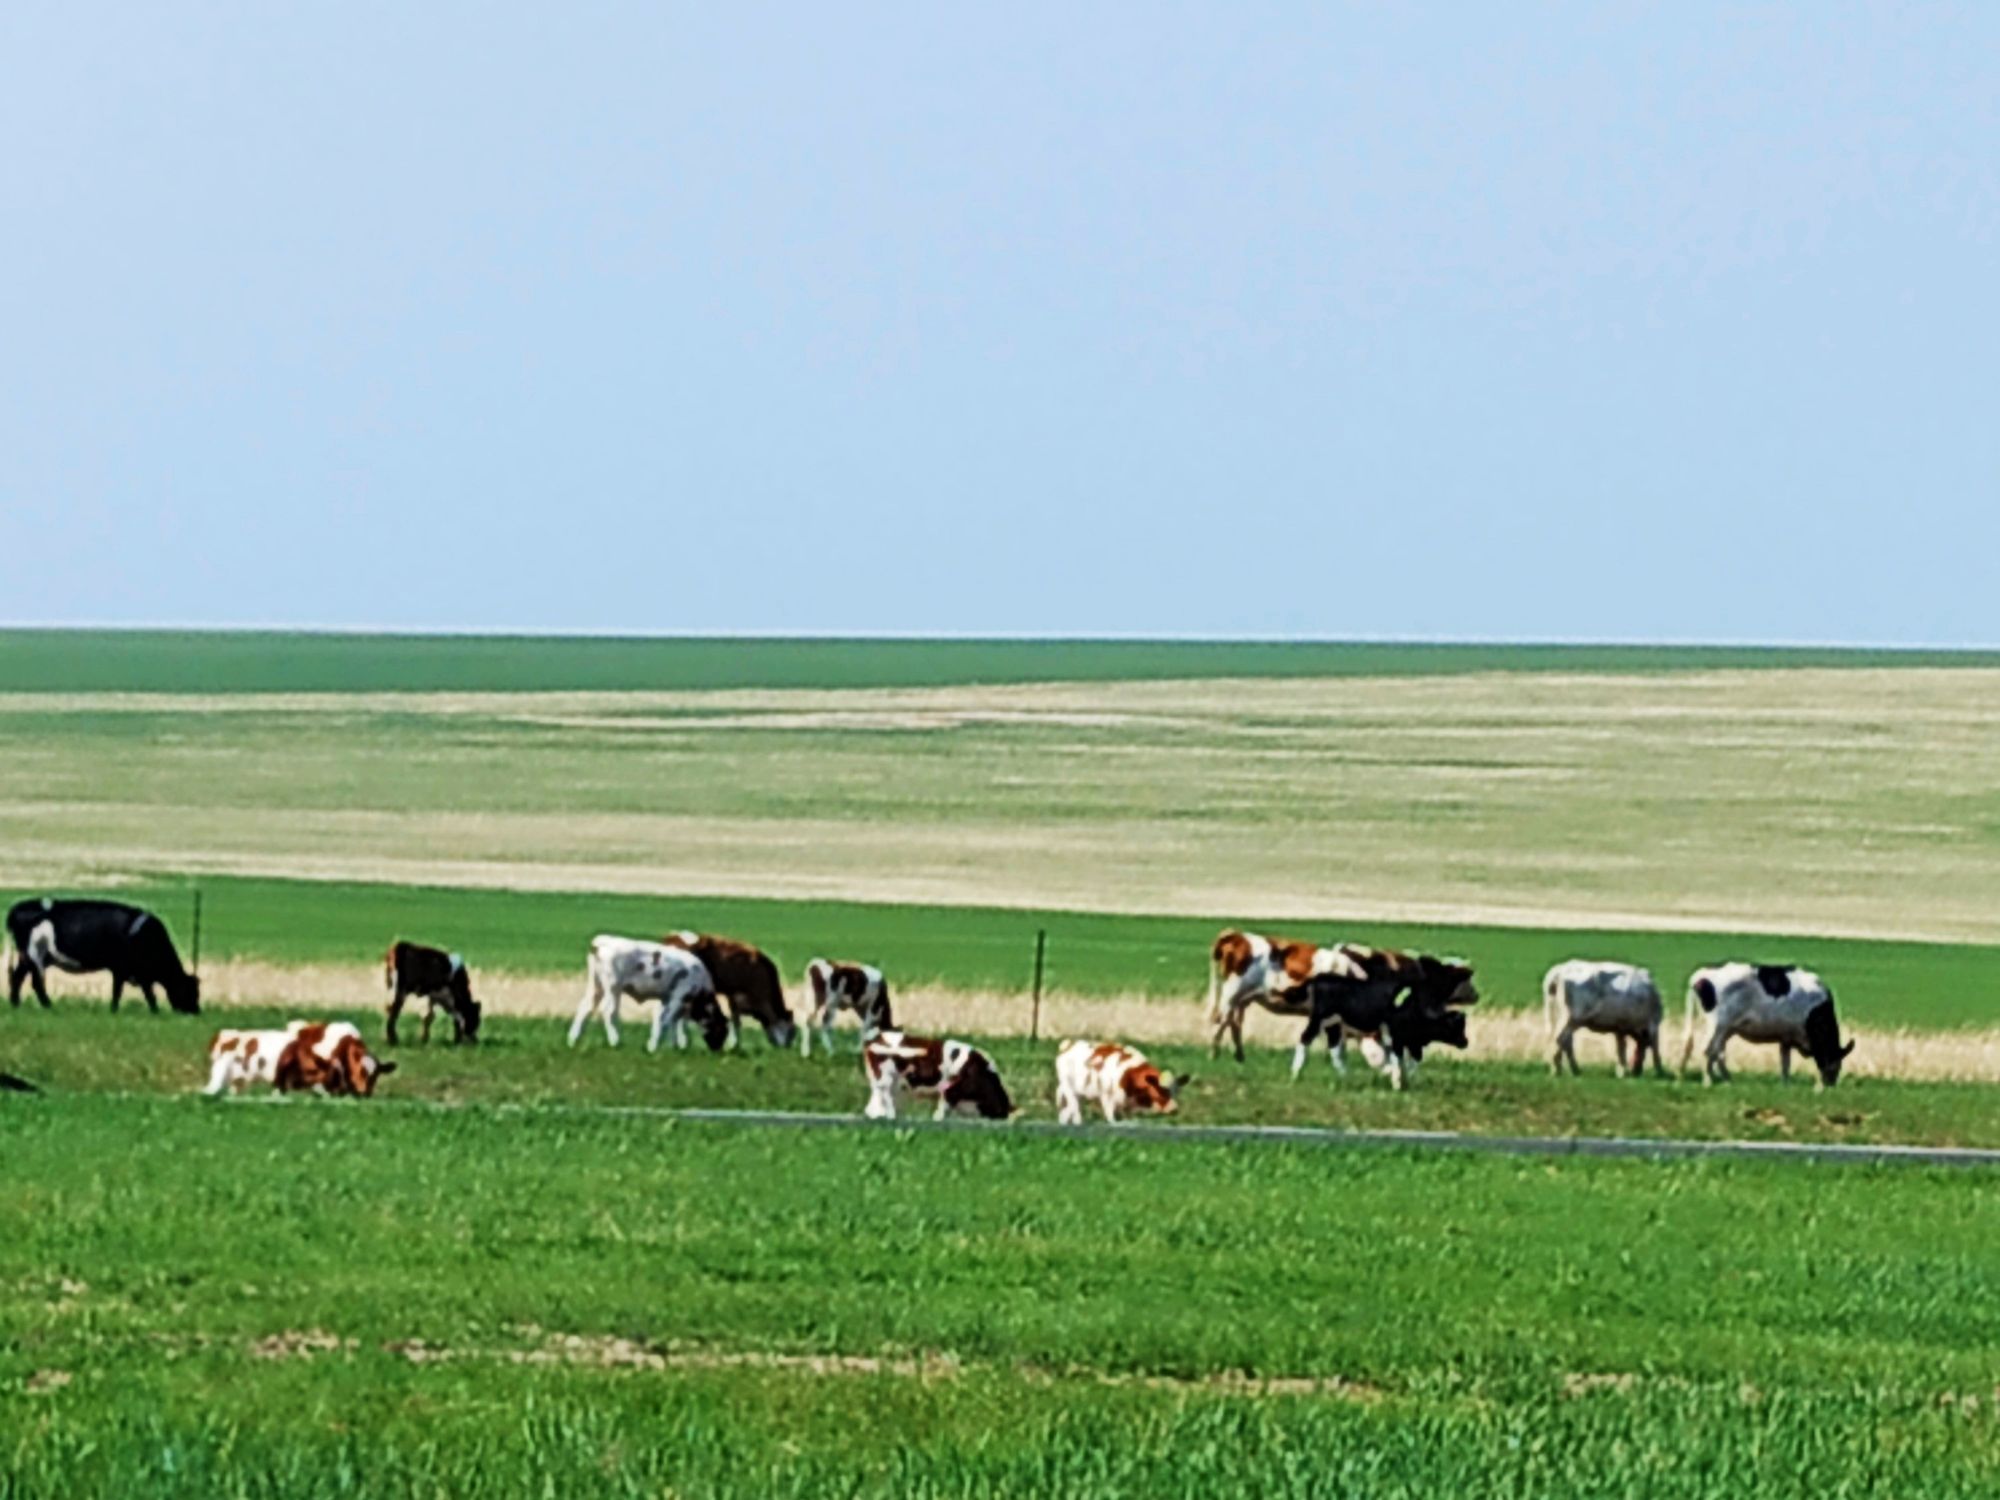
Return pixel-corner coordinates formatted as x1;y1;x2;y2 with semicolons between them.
6;632;1998;1493
7;1005;1998;1148
20;872;2000;1035
3;1091;1995;1497
7;628;1999;693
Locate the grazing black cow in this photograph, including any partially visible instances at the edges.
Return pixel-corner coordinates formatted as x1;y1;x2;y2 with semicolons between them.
384;940;482;1046
1291;948;1478;1089
6;898;200;1014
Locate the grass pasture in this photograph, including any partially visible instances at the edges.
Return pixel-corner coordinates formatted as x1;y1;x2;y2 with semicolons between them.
7;1003;2000;1151
5;632;2000;1492
3;1091;1997;1497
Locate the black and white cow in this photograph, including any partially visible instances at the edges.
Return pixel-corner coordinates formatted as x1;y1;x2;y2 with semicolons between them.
1681;963;1854;1087
1290;948;1478;1089
568;935;728;1053
6;898;200;1014
384;940;481;1046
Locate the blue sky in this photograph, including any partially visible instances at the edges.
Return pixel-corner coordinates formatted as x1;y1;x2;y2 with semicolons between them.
4;4;1994;642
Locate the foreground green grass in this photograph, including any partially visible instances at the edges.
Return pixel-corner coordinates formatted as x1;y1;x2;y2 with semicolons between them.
5;1006;1997;1149
2;1094;1995;1497
43;872;2000;1031
9;629;1995;693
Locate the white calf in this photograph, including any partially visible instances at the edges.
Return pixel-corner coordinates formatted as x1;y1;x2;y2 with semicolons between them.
1543;960;1664;1077
568;936;716;1053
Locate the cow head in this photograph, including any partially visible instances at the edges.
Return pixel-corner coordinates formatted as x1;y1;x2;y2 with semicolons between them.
1413;957;1478;1009
764;1014;799;1051
328;1035;397;1097
167;972;201;1015
690;991;730;1052
1801;999;1855;1087
457;996;484;1044
944;1053;1016;1120
1124;1065;1185;1116
1388;999;1469;1061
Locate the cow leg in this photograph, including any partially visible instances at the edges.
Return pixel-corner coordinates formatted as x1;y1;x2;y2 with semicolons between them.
1056;1085;1081;1126
598;989;623;1049
1328;1024;1348;1076
385;987;408;1047
1387;1049;1407;1092
1100;1093;1121;1124
649;996;680;1055
202;1054;237;1096
1647;1025;1668;1078
139;980;160;1013
1552;1024;1574;1076
865;1076;898;1120
1291;1008;1324;1080
1613;1032;1630;1078
1704;1036;1729;1085
420;998;436;1046
567;990;596;1047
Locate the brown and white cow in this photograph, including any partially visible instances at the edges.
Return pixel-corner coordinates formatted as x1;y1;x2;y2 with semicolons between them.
203;1021;397;1098
1206;929;1366;1063
384;940;481;1047
802;958;893;1057
861;1030;1015;1121
1054;1039;1187;1125
663;932;797;1050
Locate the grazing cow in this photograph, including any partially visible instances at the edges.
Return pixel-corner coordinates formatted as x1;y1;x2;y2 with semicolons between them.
860;1030;1014;1121
1206;929;1365;1063
204;1021;397;1098
568;936;728;1053
1681;963;1854;1087
663;932;797;1050
383;940;481;1046
1054;1040;1186;1125
1291;947;1479;1088
6;898;200;1014
1544;960;1664;1077
801;958;893;1057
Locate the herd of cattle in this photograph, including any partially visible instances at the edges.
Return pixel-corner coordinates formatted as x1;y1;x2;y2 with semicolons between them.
3;899;1859;1119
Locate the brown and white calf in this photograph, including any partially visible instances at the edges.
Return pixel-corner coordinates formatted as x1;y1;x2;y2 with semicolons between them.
204;1021;397;1097
1054;1040;1186;1125
384;940;481;1046
802;958;893;1057
1544;960;1664;1077
568;936;727;1053
663;932;797;1050
861;1030;1015;1121
1206;929;1364;1063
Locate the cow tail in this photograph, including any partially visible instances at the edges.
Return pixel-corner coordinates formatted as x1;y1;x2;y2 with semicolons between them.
1679;978;1708;1077
1205;949;1223;1023
384;944;397;992
1543;971;1560;1037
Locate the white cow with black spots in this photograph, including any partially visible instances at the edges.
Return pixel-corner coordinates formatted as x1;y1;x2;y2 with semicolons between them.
568;936;725;1053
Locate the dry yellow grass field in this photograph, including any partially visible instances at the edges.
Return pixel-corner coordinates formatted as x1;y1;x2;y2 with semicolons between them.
2;667;1999;943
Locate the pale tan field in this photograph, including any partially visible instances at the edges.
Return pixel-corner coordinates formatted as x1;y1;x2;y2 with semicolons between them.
2;669;1998;943
126;958;2000;1084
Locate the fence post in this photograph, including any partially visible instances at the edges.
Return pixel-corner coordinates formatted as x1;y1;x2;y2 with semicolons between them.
1029;928;1047;1041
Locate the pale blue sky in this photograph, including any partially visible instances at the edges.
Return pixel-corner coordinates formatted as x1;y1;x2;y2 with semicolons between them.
4;4;1994;642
